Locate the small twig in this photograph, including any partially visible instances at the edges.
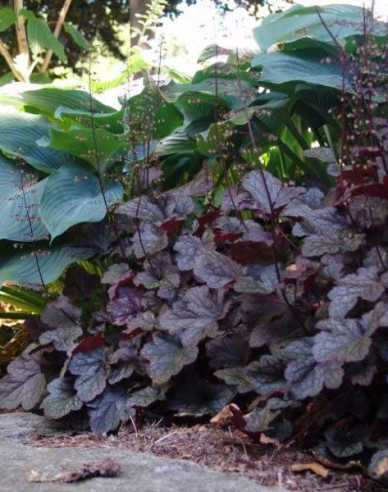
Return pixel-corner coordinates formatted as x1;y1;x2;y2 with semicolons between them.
40;0;73;72
0;39;25;81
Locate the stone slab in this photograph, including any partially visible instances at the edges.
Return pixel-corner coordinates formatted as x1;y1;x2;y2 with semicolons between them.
0;413;287;492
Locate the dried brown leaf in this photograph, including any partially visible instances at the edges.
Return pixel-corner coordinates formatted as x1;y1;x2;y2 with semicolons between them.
27;458;121;483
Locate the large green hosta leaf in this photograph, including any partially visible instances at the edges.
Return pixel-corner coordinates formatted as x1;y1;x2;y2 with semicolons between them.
40;164;123;240
252;52;346;90
254;4;386;53
0;109;74;173
0;245;90;287
48;126;126;174
22;88;114;118
160;76;256;110
0;156;48;242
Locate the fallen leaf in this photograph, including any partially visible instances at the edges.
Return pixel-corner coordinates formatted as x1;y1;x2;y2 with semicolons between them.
260;433;280;446
210;405;233;426
27;458;121;483
291;462;329;478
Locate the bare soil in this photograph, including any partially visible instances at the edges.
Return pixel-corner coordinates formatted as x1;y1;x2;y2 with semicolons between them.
28;422;382;492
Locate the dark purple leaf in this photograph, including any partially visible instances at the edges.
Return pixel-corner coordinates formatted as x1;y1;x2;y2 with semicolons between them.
159;286;229;346
141;334;198;384
41;378;83;419
68;348;109;402
0;348;46;410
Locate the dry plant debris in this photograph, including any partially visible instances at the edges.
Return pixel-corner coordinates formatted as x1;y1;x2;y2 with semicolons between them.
27;457;121;483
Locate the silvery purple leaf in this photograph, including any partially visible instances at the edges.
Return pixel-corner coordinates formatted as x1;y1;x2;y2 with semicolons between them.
89;387;127;433
107;287;143;326
134;252;180;300
132;222;168;258
68;348;109;402
328;266;384;318
0;349;46;411
101;263;132;285
303;146;336;163
214;367;253;393
221;186;255;211
284;339;343;399
108;345;139;384
174;232;215;271
126;384;168;408
126;311;157;332
194;249;242;288
117;196;165;222
141;334;198;384
170;169;213;197
41;378;83;419
159;286;228;346
314;310;380;364
39;297;83;353
242;170;304;213
245;354;287;394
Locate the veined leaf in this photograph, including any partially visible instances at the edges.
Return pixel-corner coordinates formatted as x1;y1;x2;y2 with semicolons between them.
0;156;48;242
252;52;346;90
40;164;123;240
22;87;113;118
0;109;75;173
0;245;90;287
49;127;125;174
253;4;384;52
26;14;66;62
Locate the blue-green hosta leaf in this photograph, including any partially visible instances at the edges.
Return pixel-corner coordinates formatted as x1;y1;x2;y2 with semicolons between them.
41;378;83;419
253;4;383;52
26;14;66;61
0;348;46;410
22;88;113;117
0;245;90;287
54;107;125;134
142;334;198;384
40;164;123;240
284;338;343;399
314;310;380;364
245;354;287;394
39;297;83;353
0;156;48;242
48;127;125;174
68;348;109;402
159;286;227;347
328;266;384;318
252;52;345;90
0;109;75;173
89;387;127;434
0;7;16;32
